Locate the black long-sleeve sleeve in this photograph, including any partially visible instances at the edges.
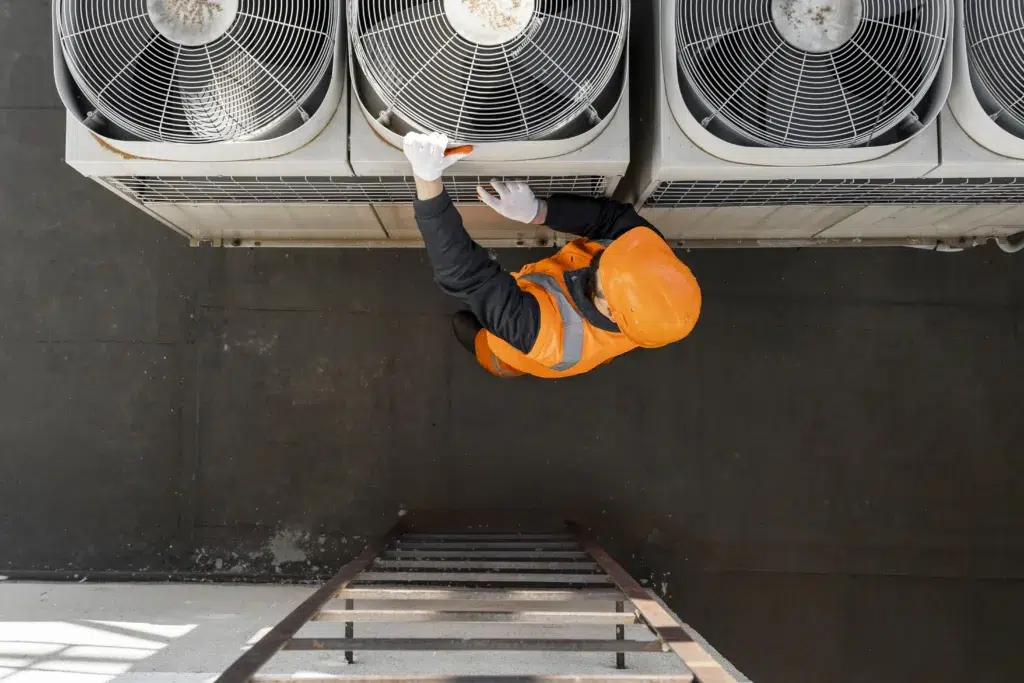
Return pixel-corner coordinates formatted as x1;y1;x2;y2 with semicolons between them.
414;190;540;354
543;194;658;241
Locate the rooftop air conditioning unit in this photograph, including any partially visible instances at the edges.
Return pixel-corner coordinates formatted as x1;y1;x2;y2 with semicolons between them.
917;0;1024;243
55;0;395;247
627;0;956;245
347;0;632;247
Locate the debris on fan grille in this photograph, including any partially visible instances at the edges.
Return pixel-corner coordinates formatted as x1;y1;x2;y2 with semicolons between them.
161;0;224;27
777;0;850;52
466;0;524;32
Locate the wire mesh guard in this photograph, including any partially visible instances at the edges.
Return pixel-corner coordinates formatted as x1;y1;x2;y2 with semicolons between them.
965;0;1024;136
349;0;628;142
676;0;951;148
105;175;609;203
646;178;1024;208
58;0;338;143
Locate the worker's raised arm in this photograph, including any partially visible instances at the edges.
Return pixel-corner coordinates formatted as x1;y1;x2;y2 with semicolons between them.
541;194;659;242
405;134;540;355
477;181;657;242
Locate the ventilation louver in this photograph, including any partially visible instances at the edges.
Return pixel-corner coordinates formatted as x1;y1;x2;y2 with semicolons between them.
349;0;629;142
676;0;951;148
964;1;1024;138
57;0;338;143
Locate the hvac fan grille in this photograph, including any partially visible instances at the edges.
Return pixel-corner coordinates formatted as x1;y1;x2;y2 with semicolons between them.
965;2;1024;133
647;178;1024;206
646;179;1024;207
676;0;950;147
350;0;627;142
104;175;609;203
58;0;337;143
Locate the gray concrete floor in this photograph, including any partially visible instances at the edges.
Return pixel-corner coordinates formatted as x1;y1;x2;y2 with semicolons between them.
2;3;1023;682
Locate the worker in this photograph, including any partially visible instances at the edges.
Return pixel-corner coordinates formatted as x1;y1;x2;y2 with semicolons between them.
403;132;702;379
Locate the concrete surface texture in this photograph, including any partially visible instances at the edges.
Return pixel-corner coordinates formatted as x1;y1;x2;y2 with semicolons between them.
0;583;710;681
1;1;1023;682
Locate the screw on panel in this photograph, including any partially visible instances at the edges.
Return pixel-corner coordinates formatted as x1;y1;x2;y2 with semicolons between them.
83;110;109;131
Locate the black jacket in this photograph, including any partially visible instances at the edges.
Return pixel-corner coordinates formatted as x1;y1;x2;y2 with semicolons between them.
414;192;657;354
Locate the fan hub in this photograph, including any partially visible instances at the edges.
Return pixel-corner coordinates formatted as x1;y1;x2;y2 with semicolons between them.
443;0;535;46
147;0;239;47
770;0;862;53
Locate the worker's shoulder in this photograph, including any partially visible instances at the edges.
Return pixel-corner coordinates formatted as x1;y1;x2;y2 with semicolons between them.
554;237;605;264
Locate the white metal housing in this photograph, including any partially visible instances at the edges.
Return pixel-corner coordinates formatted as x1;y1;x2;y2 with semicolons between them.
53;0;343;162
896;0;1024;242
56;0;399;246
348;0;629;145
348;61;631;247
671;0;950;162
346;0;633;248
63;41;381;247
945;0;1024;163
624;1;1023;245
61;0;631;248
933;0;1024;181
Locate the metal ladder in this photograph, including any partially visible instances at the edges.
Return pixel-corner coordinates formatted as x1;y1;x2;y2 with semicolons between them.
214;521;740;683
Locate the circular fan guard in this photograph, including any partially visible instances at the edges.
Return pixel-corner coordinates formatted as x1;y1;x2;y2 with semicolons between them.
349;0;629;143
965;1;1024;137
676;0;951;148
58;0;338;143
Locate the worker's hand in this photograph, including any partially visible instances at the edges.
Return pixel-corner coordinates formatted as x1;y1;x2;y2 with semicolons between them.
477;180;541;224
403;132;470;181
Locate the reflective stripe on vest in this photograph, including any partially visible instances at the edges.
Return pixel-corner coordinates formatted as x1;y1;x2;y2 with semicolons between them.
489;351;519;378
520;273;584;373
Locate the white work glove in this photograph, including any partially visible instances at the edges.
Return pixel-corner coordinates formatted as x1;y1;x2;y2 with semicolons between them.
477;180;541;224
403;132;471;181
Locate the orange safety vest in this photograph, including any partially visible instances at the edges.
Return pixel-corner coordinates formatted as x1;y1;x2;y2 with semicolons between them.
473;238;638;379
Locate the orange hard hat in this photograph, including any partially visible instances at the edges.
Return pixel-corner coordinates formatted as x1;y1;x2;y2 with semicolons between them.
599;227;701;348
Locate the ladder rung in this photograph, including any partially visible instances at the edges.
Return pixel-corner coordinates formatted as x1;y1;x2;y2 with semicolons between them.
337;587;625;601
285;638;665;652
254;675;692;682
313;609;639;624
394;542;580;550
373;560;600;571
356;572;613;584
216;522;729;683
383;550;590;560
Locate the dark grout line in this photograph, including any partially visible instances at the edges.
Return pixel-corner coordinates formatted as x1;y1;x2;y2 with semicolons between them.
198;304;449;315
170;250;226;569
707;292;1020;312
0;338;181;345
682;567;1024;583
172;306;201;568
0;569;320;584
0;105;66;112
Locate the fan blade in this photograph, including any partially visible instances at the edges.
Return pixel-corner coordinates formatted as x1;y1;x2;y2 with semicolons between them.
362;3;434;98
183;51;259;140
513;0;618;100
677;0;765;57
364;2;475;136
868;0;926;20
